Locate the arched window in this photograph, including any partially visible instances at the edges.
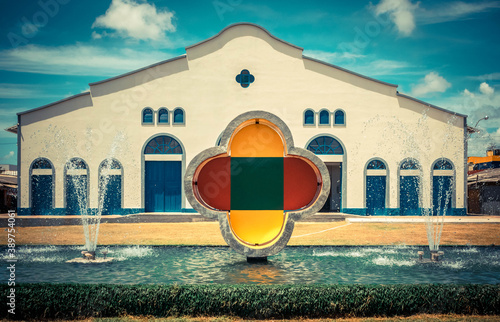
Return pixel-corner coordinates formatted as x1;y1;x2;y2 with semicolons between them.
307;136;344;155
367;160;386;169
319;110;330;125
400;159;419;170
144;135;183;154
32;158;52;169
432;159;454;215
366;159;388;215
433;159;453;170
399;158;420;215
158;108;169;124
142;108;153;124
65;158;89;215
304;110;315;125
30;158;54;215
334;110;345;125
173;108;184;124
99;159;122;215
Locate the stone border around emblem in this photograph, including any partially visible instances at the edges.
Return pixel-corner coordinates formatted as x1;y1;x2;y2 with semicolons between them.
184;110;331;257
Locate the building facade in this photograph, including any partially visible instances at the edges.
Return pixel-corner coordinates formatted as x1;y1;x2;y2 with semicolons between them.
12;23;468;216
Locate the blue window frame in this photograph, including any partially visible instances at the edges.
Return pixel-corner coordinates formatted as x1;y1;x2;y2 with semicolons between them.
158;108;169;124
32;158;52;169
307;136;344;155
432;159;454;216
433;159;453;170
399;158;421;215
65;158;88;215
99;159;122;215
334;110;345;125
173;108;184;124
367;160;386;169
304;110;315;125
400;159;419;170
144;135;183;154
31;158;54;215
142;108;153;124
319;110;330;125
66;158;87;170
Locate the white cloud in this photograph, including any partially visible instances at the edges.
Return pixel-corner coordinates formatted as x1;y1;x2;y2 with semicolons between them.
1;151;14;160
373;1;500;36
411;72;451;97
304;50;412;77
303;50;365;63
92;0;175;42
479;82;494;95
468;72;500;81
373;0;419;36
0;44;170;76
0;83;62;99
419;1;500;24
430;82;500;156
463;88;475;97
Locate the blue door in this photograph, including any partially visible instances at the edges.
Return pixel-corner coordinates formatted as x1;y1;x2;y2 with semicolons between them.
366;176;386;215
145;161;182;212
31;175;53;215
400;176;420;215
100;175;122;215
433;176;452;216
66;175;88;215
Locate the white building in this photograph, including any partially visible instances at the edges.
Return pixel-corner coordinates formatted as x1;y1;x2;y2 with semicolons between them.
10;23;467;216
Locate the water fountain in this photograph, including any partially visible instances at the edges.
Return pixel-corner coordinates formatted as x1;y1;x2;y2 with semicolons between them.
361;111;463;262
59;129;124;263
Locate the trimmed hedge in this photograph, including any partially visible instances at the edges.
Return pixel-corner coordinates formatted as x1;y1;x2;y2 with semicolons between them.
1;284;500;320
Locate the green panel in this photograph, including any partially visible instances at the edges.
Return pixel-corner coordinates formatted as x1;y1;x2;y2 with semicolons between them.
231;157;283;210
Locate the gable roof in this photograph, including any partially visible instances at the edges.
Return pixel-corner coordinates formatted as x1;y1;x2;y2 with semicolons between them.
17;23;465;120
17;92;91;116
397;92;467;118
186;22;303;51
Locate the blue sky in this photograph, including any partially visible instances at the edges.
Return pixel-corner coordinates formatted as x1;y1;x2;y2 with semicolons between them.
0;0;499;164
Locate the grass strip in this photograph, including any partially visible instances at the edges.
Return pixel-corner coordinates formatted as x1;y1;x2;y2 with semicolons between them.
2;284;499;320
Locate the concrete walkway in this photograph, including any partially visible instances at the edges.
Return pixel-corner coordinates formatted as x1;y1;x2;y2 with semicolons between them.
346;216;500;223
2;212;498;226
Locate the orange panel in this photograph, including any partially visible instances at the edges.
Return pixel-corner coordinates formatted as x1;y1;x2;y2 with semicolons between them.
284;157;319;210
229;210;284;245
230;123;284;157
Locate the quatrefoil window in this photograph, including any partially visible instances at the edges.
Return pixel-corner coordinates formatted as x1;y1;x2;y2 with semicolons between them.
235;69;255;88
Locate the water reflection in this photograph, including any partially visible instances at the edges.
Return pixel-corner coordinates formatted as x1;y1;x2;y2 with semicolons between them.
2;245;499;285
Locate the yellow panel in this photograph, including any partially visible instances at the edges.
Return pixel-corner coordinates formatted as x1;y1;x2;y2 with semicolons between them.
229;210;285;246
231;123;284;157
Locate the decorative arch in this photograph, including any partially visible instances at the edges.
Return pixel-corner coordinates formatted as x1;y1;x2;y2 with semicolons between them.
98;158;123;215
334;109;345;125
319;109;330;125
158;107;169;124
303;109;315;126
142;107;154;124
30;158;55;215
398;158;421;215
173;107;185;125
142;134;185;212
431;158;455;215
306;135;344;155
400;158;421;170
365;158;388;215
65;157;89;215
144;135;183;154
